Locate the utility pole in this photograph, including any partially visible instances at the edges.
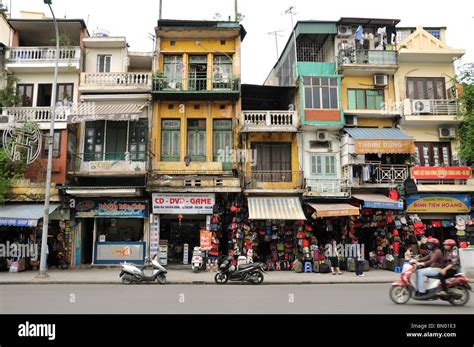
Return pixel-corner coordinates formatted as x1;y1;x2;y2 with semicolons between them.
38;0;59;278
159;0;163;20
268;30;284;60
234;0;238;21
284;6;299;81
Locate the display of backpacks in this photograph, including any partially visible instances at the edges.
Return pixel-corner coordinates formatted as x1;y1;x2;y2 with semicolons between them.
319;263;331;273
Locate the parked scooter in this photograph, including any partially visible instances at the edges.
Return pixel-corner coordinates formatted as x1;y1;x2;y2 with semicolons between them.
214;256;265;284
191;246;206;273
119;254;167;285
389;259;471;306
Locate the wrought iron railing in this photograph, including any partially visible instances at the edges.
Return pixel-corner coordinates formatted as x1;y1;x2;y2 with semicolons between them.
338;49;398;66
152;76;240;92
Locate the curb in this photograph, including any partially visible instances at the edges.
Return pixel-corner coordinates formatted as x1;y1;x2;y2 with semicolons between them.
0;280;397;285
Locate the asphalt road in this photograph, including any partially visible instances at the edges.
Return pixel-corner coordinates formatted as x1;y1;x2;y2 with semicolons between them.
0;284;472;314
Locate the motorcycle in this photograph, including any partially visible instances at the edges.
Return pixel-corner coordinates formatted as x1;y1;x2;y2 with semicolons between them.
119;254;167;285
56;250;68;270
389;259;471;306
191;246;206;273
214;256;265;284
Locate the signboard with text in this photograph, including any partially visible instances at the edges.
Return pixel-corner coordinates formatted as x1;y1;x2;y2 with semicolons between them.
152;193;215;214
75;200;148;218
200;230;212;251
411;166;472;180
406;194;471;213
354;140;415;154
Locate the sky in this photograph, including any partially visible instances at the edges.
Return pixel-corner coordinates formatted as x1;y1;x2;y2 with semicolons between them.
7;0;474;84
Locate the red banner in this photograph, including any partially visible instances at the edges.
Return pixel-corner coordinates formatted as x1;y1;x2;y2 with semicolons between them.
200;230;212;251
411;166;472;180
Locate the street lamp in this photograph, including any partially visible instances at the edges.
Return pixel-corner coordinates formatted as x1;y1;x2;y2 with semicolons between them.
37;0;59;278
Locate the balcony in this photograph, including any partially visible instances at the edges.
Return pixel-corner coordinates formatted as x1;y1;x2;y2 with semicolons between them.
337;49;398;75
0;107;67;130
241;111;298;132
304;178;351;198
152;76;240;101
401;99;460;125
5;46;81;72
243;170;304;193
69;152;147;176
344;164;409;188
79;72;152;93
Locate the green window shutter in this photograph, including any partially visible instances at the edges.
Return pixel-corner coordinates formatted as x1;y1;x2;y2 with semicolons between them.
310;156;317;175
356;90;365;109
348;90;356;109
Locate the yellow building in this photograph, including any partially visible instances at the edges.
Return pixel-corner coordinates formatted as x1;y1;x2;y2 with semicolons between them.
148;20;246;261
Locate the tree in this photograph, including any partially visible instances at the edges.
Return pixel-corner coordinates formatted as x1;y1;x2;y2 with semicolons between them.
0;75;20;108
457;63;474;165
0;147;27;204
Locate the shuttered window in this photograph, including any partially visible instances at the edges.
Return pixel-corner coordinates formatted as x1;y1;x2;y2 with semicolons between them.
310;155;336;176
251;143;292;182
161;119;180;161
187;119;206;161
213;119;232;170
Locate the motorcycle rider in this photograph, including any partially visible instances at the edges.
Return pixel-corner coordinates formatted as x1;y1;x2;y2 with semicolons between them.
415;238;444;296
437;239;460;298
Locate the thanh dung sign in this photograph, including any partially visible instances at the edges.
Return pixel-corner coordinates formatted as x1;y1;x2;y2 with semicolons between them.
152;193;215;214
406;194;471;213
354;140;415;154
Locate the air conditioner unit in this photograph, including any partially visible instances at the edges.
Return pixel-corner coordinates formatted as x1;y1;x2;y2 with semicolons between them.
338;25;352;37
412;100;431;114
374;75;388;86
439;127;456;139
316;131;329;142
345;115;358;126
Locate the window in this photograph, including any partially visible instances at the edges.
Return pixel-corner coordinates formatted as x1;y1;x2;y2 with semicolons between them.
427;29;441;40
163;55;183;87
84;120;148;162
310;155;336;176
213;55;232;89
16;84;34;107
161;119;180;161
43;131;61;158
213;119;232;170
56;83;74;104
251;143;292;182
303;77;339;110
187;119;206;161
414;142;452;167
348;89;384;110
97;55;111;73
407;78;446;100
188;56;208;91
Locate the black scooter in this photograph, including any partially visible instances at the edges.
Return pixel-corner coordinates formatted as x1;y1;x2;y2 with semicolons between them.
214;256;265;284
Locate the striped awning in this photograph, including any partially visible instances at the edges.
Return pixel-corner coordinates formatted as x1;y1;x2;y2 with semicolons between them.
308;203;359;218
67;104;146;124
0;204;59;227
248;197;305;220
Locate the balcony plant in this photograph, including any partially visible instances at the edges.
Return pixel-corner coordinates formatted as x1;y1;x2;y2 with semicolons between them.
0;75;20;109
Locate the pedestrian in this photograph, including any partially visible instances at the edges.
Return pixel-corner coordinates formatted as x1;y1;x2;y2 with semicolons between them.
352;237;366;277
328;238;343;275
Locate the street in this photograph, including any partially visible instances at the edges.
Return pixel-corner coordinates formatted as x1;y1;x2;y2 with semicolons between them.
0;284;472;314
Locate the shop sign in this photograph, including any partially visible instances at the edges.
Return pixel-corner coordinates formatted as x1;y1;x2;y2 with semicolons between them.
82;161;146;172
152;193;215;214
411;166;472;180
354;140;415;154
95;242;145;264
200;230;212;251
75;200;148;218
183;243;189;265
0;218;38;227
149;215;160;257
363;200;403;210
406;194;471;213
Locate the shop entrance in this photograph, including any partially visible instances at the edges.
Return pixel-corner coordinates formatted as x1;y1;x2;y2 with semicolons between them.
82;219;94;264
160;215;207;264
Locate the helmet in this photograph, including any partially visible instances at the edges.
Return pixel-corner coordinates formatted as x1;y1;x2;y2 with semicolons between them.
426;238;440;249
443;239;456;248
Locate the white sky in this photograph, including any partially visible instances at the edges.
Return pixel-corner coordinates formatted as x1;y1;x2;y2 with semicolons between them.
8;0;474;84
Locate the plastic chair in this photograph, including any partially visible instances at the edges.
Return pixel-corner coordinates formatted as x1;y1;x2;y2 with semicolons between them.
304;262;313;273
394;267;402;273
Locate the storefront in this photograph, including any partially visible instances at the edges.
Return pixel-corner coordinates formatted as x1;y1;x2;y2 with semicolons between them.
152;193;217;264
74;199;148;265
0;204;71;271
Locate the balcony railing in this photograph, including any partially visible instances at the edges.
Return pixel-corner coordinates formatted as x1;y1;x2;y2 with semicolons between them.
402;99;459;116
152;76;240;93
80;72;152;90
338;49;398;67
344;164;409;185
243;170;303;189
6;46;81;63
305;178;352;196
70;152;147;174
241;111;298;131
2;107;67;123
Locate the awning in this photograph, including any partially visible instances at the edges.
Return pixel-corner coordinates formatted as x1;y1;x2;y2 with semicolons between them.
0;204;60;227
248;197;305;220
353;194;404;210
308;203;359;218
345;128;415;154
67;104;146;124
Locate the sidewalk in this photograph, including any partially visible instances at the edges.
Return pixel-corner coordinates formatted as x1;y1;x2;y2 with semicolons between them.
0;267;402;285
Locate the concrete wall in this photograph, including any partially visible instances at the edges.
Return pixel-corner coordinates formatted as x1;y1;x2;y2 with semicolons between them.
302;129;341;180
0;13;11;46
341;75;396;111
83;47;128;73
400;127;460;161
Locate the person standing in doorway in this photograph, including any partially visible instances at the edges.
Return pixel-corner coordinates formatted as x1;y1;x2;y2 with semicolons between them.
352;237;366;277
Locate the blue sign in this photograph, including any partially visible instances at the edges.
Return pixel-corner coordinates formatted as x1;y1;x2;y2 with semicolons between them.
406;194;471;213
75;200;149;218
363;200;404;210
0;218;38;227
